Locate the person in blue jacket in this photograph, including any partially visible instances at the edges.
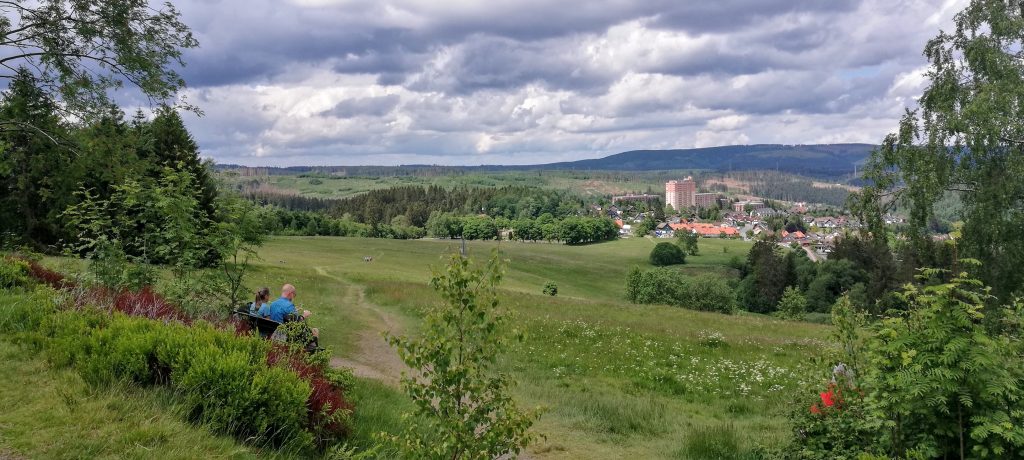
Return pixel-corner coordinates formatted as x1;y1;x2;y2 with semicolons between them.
258;284;312;323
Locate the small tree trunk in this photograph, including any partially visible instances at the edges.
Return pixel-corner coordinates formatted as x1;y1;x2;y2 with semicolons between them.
959;403;965;460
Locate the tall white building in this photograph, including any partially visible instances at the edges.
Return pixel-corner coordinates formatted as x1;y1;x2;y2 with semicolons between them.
665;177;696;211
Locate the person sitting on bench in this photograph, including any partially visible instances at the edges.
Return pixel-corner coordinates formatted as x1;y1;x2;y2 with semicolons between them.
258;284;318;338
259;284;308;322
249;286;271;315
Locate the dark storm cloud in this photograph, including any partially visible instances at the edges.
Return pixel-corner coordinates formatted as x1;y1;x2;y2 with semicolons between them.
649;0;862;32
321;94;401;118
405;35;612;95
174;0;867;91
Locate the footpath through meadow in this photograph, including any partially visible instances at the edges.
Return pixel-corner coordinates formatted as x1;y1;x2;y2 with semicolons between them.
313;266;408;386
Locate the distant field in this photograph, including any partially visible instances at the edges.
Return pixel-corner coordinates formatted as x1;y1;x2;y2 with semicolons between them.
241;236;830;459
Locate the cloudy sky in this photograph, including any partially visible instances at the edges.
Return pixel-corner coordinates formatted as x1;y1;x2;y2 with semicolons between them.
166;0;966;166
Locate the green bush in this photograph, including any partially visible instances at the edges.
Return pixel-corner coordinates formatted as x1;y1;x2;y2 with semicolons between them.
0;288;58;342
625;268;735;313
30;307;330;450
649;242;686;266
0;257;31;289
178;348;312;447
776;286;807;320
87;240;158;291
542;281;558;296
785;274;1024;458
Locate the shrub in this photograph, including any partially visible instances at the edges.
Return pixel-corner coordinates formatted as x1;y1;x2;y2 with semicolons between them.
776;286;807;320
542;281;558;296
21;301;350;451
87;240;157;291
675;275;736;313
0;257;31;289
649;242;685;266
0;288;59;341
625;268;735;313
178;348;312;447
784;271;1024;458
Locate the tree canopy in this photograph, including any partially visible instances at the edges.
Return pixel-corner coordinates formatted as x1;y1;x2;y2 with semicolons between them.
855;0;1024;301
0;0;198;122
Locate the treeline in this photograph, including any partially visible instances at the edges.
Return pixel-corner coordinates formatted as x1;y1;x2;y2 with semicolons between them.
734;235;955;315
426;213;618;244
325;185;587;226
261;207;425;239
243;190;338;213
0;70;221;264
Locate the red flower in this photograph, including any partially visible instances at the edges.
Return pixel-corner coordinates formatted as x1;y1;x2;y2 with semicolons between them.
820;388;836;407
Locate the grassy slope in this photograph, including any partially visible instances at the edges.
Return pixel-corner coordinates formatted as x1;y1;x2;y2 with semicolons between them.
245;237;830;459
0;341;257;459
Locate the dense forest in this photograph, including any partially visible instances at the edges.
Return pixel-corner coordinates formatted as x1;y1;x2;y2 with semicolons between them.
0;70;223;264
324;185;588;226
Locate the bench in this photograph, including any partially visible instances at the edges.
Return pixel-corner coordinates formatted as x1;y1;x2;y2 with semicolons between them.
233;306;322;353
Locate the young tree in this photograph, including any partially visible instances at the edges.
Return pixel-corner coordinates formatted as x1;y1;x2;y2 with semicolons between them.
676;230;700;256
854;0;1024;301
209;195;267;308
385;252;538;459
777;286;807;320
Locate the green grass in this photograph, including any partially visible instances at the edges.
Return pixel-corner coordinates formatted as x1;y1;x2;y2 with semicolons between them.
25;235;827;459
0;341;259;459
240;236;829;459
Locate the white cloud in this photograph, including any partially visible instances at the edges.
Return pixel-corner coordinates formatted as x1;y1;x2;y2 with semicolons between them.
169;0;967;165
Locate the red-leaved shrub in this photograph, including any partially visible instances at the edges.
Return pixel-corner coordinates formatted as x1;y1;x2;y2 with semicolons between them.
26;261;69;289
112;287;193;324
267;343;353;441
22;259;354;444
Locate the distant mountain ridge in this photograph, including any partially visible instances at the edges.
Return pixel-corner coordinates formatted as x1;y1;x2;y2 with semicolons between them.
506;143;875;175
217;143;875;177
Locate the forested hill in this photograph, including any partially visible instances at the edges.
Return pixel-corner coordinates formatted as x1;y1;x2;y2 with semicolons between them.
521;143;874;175
218;143;875;177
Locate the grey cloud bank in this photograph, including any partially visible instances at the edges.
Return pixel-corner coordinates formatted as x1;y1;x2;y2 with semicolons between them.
171;0;965;166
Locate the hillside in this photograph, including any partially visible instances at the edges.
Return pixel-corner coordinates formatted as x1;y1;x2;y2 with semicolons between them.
526;144;874;175
217;143;875;178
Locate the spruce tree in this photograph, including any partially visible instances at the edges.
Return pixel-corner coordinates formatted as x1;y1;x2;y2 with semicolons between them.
0;68;72;246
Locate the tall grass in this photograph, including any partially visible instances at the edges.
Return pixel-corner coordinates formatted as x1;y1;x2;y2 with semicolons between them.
675;424;751;460
0;341;263;459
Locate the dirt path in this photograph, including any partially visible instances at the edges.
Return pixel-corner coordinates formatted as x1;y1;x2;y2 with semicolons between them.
314;266;408;387
314;267;538;460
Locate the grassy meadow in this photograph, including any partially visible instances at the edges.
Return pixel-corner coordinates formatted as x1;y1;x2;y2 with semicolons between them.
237;236;831;459
4;235;831;458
